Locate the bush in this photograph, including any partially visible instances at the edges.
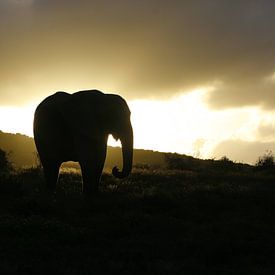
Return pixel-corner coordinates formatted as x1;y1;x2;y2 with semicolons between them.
214;156;235;170
164;153;197;170
255;150;275;171
0;148;13;175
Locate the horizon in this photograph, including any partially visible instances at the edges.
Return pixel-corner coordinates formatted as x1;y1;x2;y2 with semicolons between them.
1;1;275;164
0;127;271;166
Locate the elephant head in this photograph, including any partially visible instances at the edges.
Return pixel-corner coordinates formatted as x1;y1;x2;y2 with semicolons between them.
106;94;133;179
34;90;133;193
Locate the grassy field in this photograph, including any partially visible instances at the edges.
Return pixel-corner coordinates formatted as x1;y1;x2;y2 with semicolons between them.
0;166;275;274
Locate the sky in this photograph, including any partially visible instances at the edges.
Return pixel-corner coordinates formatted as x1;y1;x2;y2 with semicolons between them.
1;0;275;164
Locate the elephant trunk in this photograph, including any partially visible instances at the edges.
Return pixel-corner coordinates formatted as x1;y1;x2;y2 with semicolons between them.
112;125;133;179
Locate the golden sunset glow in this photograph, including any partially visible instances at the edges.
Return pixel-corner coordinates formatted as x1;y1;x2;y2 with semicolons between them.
112;89;275;162
2;88;275;164
0;105;36;137
1;1;275;164
1;2;275;271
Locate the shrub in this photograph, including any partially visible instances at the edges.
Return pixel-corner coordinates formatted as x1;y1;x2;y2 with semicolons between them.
0;148;13;175
214;156;235;170
164;153;196;170
255;150;275;171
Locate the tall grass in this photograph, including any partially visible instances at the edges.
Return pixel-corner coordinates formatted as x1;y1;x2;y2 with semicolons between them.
0;163;275;274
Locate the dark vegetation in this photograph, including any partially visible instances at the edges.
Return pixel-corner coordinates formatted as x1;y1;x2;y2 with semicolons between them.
0;148;13;176
1;144;275;274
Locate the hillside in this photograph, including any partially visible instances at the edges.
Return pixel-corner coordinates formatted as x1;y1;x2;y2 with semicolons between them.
0;131;36;167
1;132;274;274
0;131;165;169
0;131;255;174
0;158;274;273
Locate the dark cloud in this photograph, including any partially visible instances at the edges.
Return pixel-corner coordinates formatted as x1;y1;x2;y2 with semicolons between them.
212;139;275;164
1;0;275;107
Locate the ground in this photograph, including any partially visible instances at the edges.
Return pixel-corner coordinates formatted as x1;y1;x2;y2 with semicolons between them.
0;166;275;274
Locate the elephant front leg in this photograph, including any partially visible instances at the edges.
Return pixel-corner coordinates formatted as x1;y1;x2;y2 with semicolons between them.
79;142;107;194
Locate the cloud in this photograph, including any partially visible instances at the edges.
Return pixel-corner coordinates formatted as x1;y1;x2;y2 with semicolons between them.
12;0;34;5
212;116;275;163
256;122;275;142
1;0;275;107
212;139;275;164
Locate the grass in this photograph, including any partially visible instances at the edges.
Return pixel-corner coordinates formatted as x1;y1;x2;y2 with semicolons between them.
0;167;275;274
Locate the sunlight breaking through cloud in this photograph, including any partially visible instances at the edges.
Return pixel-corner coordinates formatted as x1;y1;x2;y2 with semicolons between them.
0;105;35;136
1;88;275;164
118;89;275;161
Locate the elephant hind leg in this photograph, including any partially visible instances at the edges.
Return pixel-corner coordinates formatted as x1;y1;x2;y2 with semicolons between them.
41;160;61;192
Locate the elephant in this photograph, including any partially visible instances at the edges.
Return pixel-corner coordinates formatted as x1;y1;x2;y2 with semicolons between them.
33;90;133;194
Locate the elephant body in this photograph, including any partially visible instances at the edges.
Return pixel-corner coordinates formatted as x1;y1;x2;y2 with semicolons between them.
33;90;133;193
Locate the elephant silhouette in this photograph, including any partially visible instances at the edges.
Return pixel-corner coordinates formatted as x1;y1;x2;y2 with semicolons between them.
33;90;133;194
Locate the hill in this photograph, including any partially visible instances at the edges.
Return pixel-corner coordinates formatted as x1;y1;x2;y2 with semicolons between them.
0;158;274;273
0;131;36;167
0;131;165;169
0;130;254;174
1;133;275;274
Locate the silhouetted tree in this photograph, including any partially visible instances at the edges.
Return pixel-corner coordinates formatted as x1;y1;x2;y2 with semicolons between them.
255;150;275;171
0;148;13;175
